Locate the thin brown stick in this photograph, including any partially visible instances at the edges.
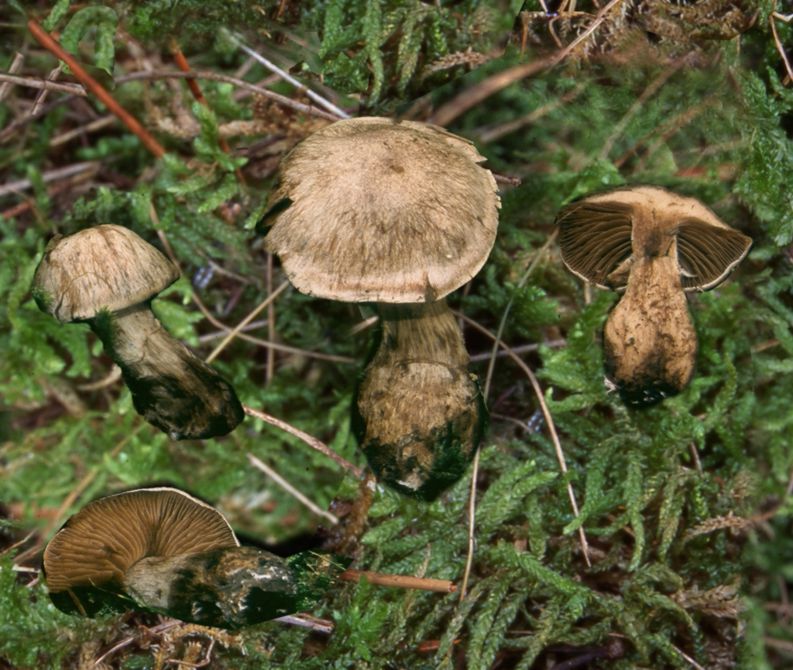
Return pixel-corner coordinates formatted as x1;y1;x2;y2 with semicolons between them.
458;312;592;567
339;569;456;593
459;229;560;599
770;11;793;85
266;253;275;384
0;72;84;96
429;0;623;126
0;52;25;101
247;453;339;525
0;161;100;198
170;42;246;185
116;70;339;121
243;404;364;478
27;19;166;157
476;82;586;144
50;114;116;147
198;328;355;364
205;281;289;363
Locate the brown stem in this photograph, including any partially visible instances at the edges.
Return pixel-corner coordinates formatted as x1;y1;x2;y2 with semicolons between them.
92;305;243;439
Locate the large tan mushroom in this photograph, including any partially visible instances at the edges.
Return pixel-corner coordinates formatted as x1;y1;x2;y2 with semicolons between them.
556;186;751;405
264;117;500;498
32;224;244;439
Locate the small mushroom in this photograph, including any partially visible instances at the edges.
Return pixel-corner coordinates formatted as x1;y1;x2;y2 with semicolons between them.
556;186;751;405
264;117;500;498
32;224;243;439
43;487;329;627
43;487;239;617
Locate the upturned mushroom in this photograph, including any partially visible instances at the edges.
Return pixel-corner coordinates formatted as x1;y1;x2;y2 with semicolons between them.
556;186;751;405
32;224;243;439
263;117;500;498
43;487;328;627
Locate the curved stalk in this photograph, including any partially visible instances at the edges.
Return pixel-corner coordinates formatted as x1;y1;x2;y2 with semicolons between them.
91;304;243;439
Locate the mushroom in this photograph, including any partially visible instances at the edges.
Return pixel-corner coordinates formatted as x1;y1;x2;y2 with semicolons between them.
556;186;751;405
43;487;324;627
32;224;244;439
264;117;500;498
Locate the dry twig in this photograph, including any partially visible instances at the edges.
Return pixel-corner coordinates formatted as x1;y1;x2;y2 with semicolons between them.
247;453;339;525
243;404;364;479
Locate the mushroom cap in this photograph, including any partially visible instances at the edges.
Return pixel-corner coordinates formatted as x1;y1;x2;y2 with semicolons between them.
33;224;179;322
556;186;752;291
264;117;500;303
43;487;239;595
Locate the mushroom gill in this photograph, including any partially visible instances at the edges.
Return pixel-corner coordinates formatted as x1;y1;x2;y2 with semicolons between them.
557;186;751;406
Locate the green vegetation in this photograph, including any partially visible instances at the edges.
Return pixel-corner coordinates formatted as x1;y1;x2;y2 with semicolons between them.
1;0;792;667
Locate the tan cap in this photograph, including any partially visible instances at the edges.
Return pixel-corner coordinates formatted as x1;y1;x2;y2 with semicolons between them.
265;117;500;303
33;224;179;322
43;487;239;595
557;186;751;291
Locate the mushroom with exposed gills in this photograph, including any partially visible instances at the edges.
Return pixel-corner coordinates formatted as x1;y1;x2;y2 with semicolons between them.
42;487;329;627
32;224;244;439
263;117;500;498
556;186;751;406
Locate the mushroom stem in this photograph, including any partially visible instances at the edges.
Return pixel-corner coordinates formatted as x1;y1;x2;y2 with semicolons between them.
91;304;243;439
375;300;470;368
603;253;697;406
355;299;485;499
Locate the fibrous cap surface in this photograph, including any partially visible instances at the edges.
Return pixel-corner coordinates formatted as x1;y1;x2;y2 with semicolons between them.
265;117;500;303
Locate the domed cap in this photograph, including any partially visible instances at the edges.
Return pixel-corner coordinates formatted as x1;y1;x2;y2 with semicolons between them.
32;224;180;322
557;186;751;291
264;117;500;303
43;487;239;600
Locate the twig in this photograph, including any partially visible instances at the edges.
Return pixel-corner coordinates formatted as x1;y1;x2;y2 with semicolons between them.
226;32;350;119
50;114;116;147
0;72;84;96
93;620;182;667
0;161;100;198
275;614;334;634
339;569;456;593
459;230;560;599
476;82;586;144
76;365;122;392
597;58;686;161
116;70;339;121
457;312;592;568
483;230;558;399
247;453;339;525
243;404;364;478
205;281;289;363
266;252;276;384
770;11;793;85
198;327;355;364
0;51;24;101
30;64;63;117
469;339;565;362
27;18;166;157
170;42;245;185
429;0;624;126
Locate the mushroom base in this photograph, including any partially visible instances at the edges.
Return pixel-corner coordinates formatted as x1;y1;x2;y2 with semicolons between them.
354;301;485;499
124;547;296;628
91;305;244;439
603;256;697;407
123;547;334;629
356;360;485;500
